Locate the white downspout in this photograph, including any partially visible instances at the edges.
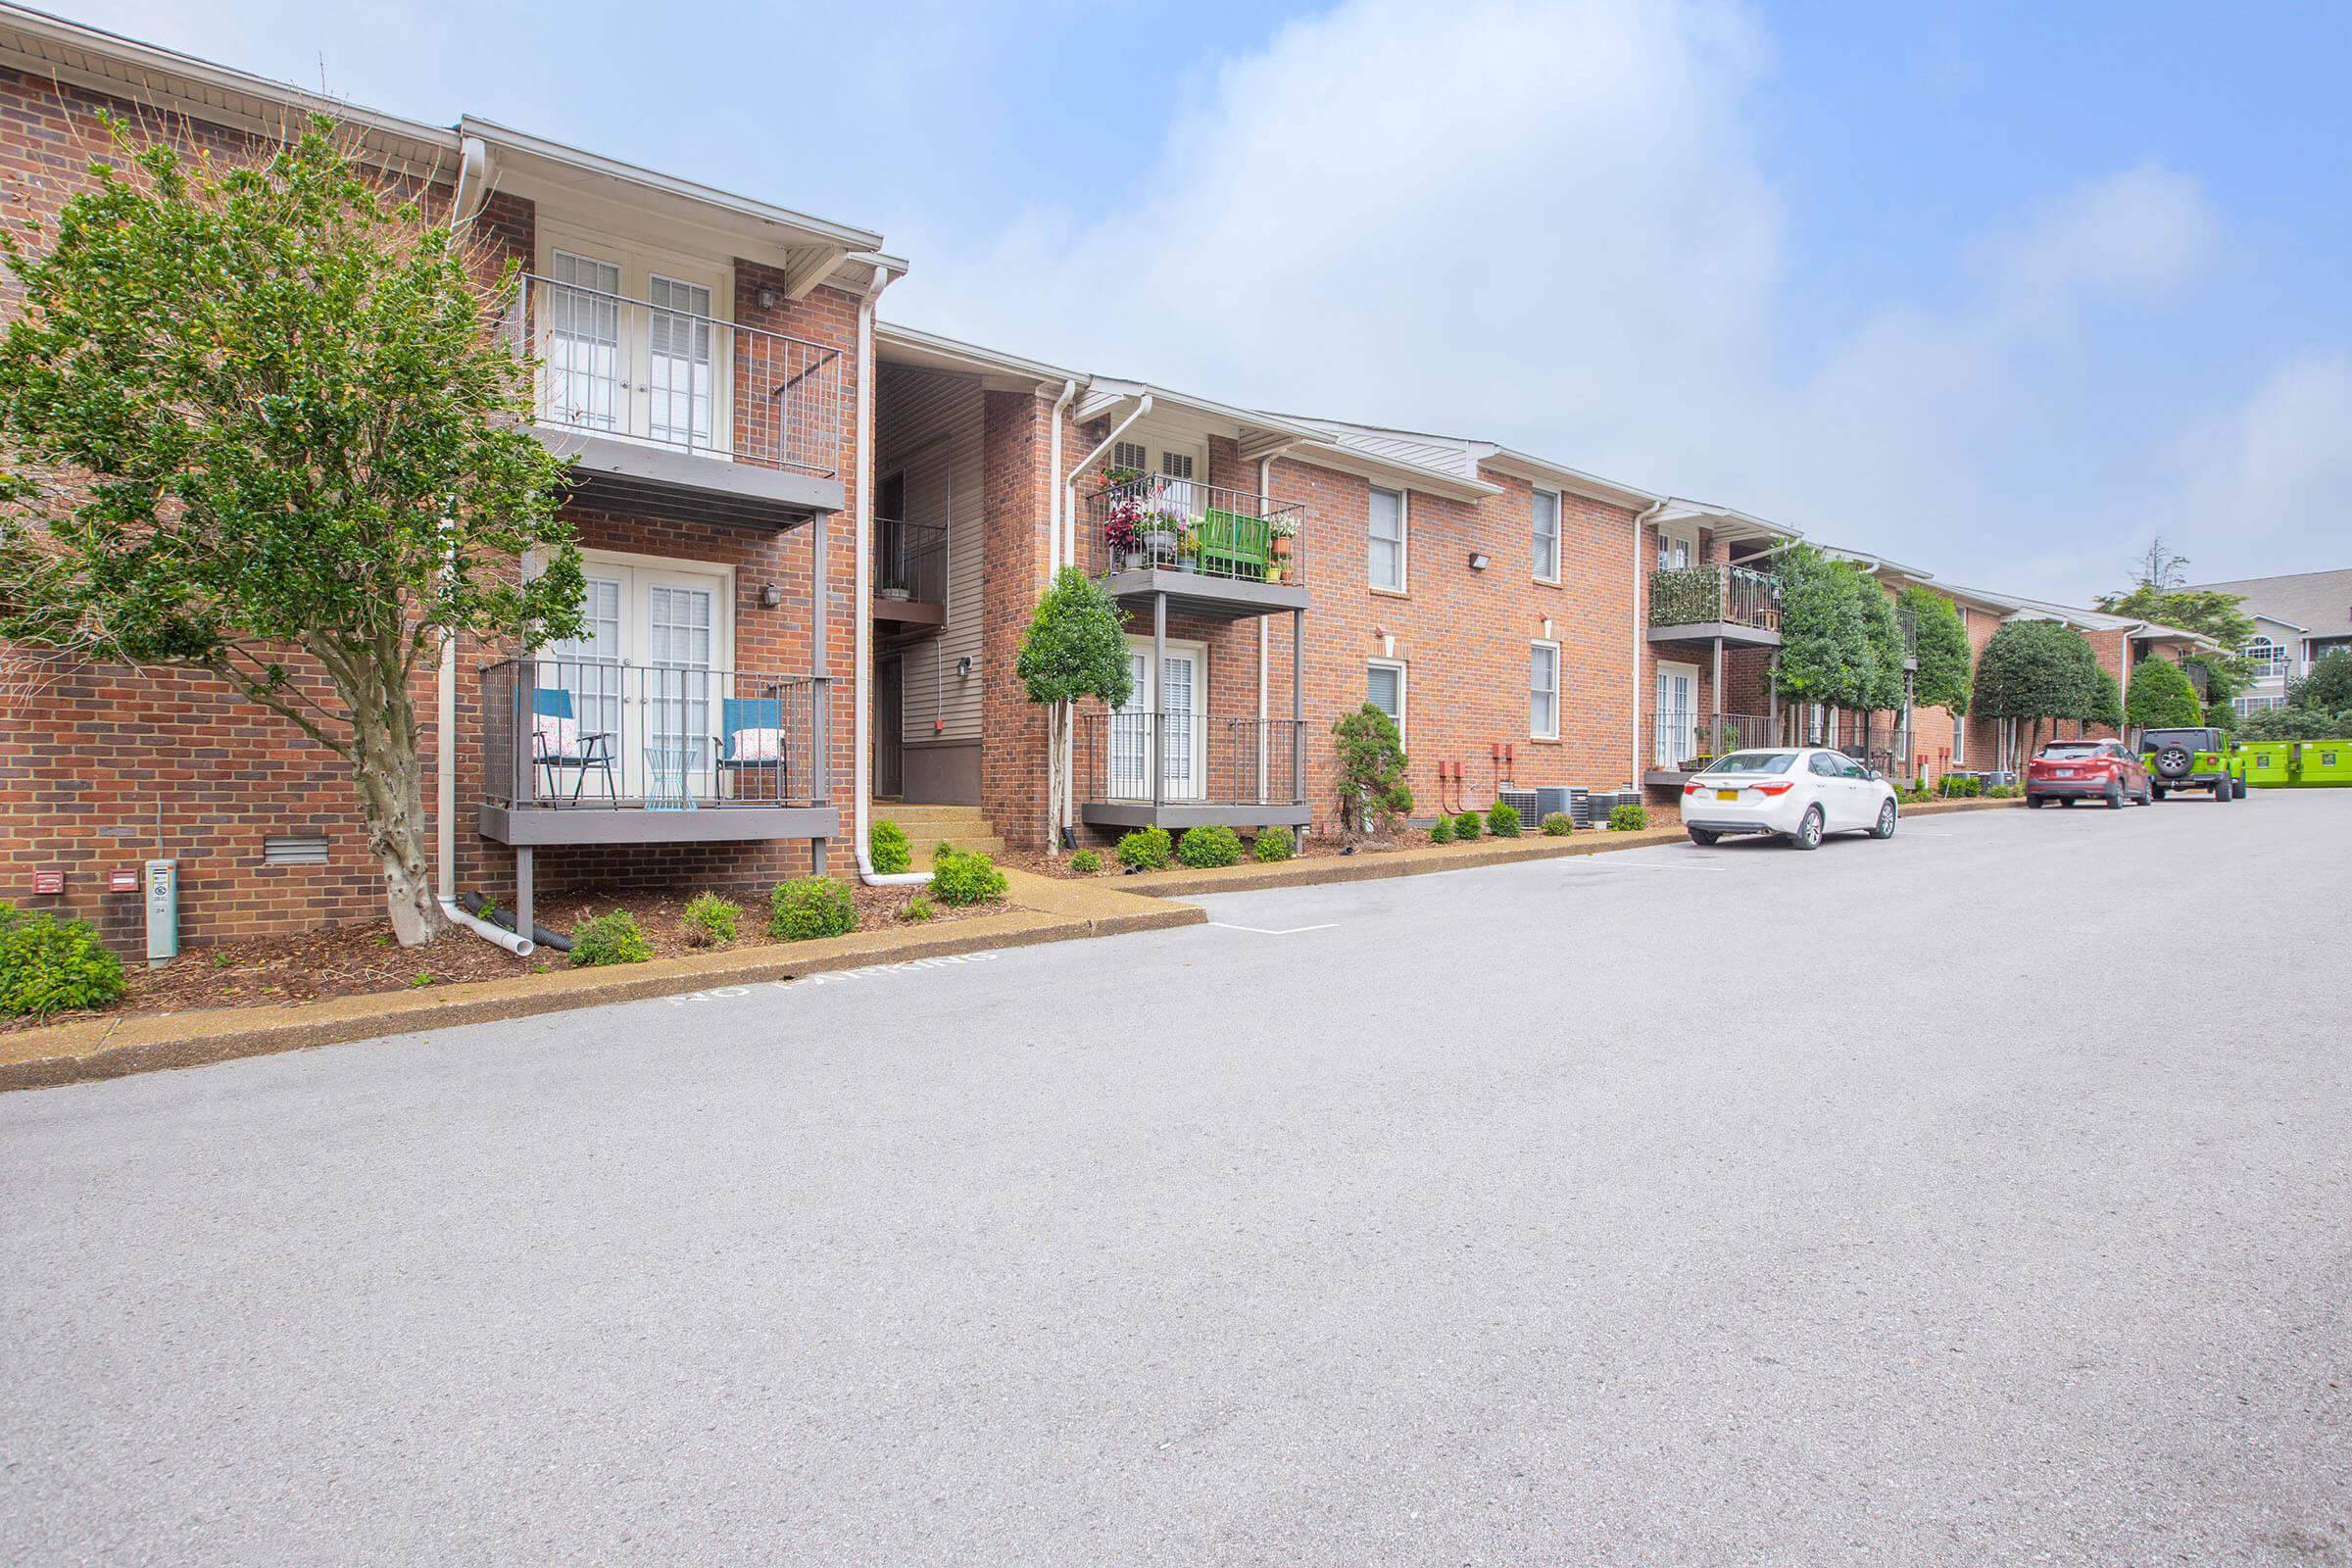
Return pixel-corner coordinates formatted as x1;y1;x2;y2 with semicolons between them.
1632;500;1668;784
1048;378;1076;577
437;135;494;946
852;263;928;886
1055;394;1153;844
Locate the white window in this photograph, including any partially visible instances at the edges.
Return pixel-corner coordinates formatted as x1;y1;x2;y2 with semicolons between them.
1532;488;1561;583
1369;486;1405;592
1366;659;1407;744
533;232;732;458
1656;526;1695;570
539;551;733;804
1112;439;1149;473
1949;710;1966;764
1530;641;1560;739
2242;636;2289;679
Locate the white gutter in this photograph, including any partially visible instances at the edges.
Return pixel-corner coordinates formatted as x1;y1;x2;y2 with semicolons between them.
850;262;930;887
439;896;531;956
1063;394;1152;571
1632;499;1668;782
436;142;491;934
1047;378;1077;575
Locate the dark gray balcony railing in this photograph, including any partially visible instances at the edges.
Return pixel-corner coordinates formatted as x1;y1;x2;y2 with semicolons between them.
1085;474;1306;589
481;657;830;810
875;517;948;607
1076;712;1306;806
507;272;845;478
1648;563;1780;631
1653;709;1774;769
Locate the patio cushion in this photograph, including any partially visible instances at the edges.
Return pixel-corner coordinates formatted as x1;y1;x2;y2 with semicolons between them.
729;727;782;762
532;713;580;758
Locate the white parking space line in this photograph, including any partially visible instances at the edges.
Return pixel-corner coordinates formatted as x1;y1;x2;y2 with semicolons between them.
1208;921;1340;936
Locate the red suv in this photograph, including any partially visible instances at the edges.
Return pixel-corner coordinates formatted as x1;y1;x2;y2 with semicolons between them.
2026;739;2151;808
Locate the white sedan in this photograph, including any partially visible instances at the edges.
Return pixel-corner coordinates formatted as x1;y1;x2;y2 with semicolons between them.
1679;748;1899;850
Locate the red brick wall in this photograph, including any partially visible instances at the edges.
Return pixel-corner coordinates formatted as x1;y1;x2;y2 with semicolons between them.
0;68;868;943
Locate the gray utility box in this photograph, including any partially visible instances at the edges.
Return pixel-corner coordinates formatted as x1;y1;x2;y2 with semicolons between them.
144;858;177;968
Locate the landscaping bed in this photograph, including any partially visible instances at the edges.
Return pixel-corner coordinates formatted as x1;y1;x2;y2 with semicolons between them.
2;881;1015;1034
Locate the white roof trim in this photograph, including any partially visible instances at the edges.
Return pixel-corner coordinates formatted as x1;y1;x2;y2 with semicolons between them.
1469;445;1661;512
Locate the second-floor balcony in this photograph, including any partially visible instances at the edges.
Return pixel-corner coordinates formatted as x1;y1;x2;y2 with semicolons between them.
1085;474;1308;620
873;517;949;627
508;272;847;528
1648;563;1782;645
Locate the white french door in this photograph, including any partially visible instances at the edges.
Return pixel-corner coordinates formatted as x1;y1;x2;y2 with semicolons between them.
1654;662;1697;768
538;235;732;459
543;557;731;802
1109;638;1207;801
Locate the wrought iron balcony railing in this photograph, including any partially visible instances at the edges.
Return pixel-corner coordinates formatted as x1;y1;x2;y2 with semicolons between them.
1654;709;1775;770
1648;563;1781;631
1076;712;1307;806
506;272;845;479
1084;474;1305;589
481;657;831;810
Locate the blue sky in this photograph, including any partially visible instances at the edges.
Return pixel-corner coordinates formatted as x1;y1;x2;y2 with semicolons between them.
66;0;2352;603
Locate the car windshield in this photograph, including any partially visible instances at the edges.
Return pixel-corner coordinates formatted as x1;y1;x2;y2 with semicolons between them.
2039;743;2103;759
1703;751;1796;775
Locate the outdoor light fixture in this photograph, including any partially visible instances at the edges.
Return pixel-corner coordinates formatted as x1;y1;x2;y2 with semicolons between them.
1469;551;1491;570
956;655;975;678
760;582;782;609
758;286;779;310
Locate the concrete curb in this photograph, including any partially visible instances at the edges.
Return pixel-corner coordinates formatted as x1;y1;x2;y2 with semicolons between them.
0;872;1200;1093
1134;795;2024;898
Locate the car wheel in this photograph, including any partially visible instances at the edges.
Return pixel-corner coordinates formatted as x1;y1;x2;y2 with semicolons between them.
1789;805;1824;851
1688;827;1720;846
1871;799;1897;839
2104;779;2125;808
2137;783;2153;806
2215;779;2231;804
2026;795;2046;808
2234;777;2249;799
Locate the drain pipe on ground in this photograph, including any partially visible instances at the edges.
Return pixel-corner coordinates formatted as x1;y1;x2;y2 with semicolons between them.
851;262;930;887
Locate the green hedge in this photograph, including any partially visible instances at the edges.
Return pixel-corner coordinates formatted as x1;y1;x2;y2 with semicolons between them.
1453;810;1483;841
1252;825;1296;862
1427;815;1455;844
1608;803;1648;831
770;876;858;941
1540;811;1573;836
0;902;126;1017
570;909;653;966
1486;802;1521;838
1116;826;1172;870
931;850;1008;906
1177;824;1245;868
869;819;912;875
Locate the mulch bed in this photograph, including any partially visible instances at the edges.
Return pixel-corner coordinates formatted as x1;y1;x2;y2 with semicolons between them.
6;881;1012;1033
1002;803;1683;879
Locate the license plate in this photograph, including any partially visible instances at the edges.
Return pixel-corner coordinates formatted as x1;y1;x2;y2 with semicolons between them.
1716;789;1739;801
2055;768;2077;778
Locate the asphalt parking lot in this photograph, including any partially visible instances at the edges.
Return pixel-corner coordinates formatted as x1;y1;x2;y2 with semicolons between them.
3;791;2346;1565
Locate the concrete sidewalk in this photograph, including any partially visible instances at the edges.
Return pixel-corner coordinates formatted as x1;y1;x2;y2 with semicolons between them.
0;869;1198;1093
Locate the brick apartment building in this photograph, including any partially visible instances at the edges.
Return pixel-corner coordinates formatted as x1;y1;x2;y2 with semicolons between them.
0;7;2221;949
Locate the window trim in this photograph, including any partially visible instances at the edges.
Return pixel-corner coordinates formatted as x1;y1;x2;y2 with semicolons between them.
1532;487;1562;586
1369;485;1408;595
1530;639;1561;740
1366;657;1408;747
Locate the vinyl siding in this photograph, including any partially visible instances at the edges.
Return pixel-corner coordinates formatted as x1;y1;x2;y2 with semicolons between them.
876;366;984;745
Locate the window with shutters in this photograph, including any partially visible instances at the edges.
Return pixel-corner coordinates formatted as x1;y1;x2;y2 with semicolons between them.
1112;439;1149;473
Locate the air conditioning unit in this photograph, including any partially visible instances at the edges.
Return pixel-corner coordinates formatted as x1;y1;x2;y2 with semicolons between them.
1498;788;1541;823
1536;786;1582;823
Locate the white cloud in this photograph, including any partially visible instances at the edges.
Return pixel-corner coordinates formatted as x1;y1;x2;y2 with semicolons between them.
2168;353;2352;553
1977;163;2221;315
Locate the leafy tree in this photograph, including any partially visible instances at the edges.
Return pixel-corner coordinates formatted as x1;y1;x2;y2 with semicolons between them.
2093;583;2256;708
2238;705;2352;742
1773;548;1906;740
1898;585;1973;716
1332;703;1411;832
1014;565;1133;853
1975;619;2101;757
2084;668;2124;731
2124;657;2201;729
0;119;579;946
2290;648;2352;712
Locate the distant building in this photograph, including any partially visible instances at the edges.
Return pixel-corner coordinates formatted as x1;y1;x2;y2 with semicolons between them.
2184;568;2352;716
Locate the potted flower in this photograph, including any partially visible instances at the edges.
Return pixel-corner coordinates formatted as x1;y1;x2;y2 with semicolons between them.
879;577;911;602
1141;485;1190;564
1268;514;1298;559
1174;526;1201;573
1101;508;1142;569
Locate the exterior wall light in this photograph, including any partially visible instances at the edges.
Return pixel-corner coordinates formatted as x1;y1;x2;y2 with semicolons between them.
1468;552;1491;571
760;582;782;609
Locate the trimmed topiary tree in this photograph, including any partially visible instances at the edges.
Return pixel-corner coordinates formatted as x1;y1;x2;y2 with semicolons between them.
1900;585;1973;719
1013;566;1133;854
1427;815;1455;844
1486;802;1521;838
1452;809;1483;841
1975;618;2102;758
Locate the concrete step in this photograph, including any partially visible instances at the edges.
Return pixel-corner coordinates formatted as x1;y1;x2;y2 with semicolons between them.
870;805;1002;858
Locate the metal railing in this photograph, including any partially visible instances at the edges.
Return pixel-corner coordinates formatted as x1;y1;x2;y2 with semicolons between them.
506;272;845;478
874;517;948;608
1653;709;1774;770
1648;563;1781;631
481;657;831;809
1897;607;1918;661
1084;474;1306;589
1076;712;1306;806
